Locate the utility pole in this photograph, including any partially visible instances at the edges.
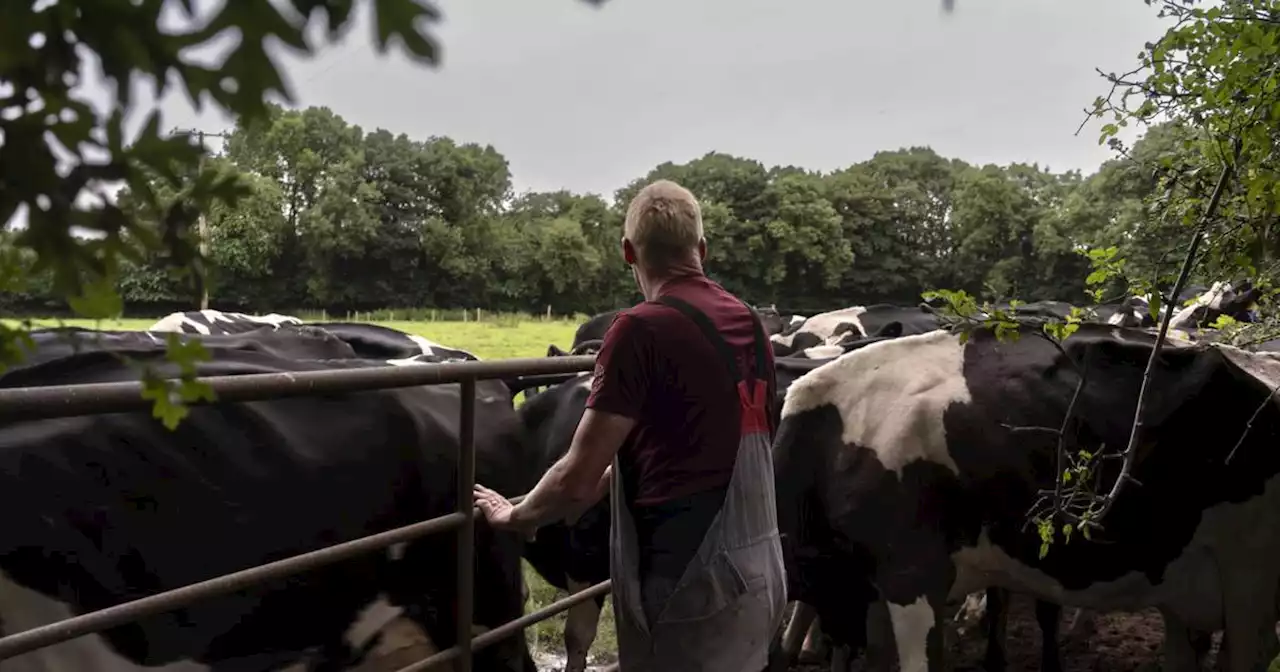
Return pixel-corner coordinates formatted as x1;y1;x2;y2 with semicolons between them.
171;127;231;311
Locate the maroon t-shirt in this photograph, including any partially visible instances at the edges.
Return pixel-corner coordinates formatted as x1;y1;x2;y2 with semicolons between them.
585;273;777;508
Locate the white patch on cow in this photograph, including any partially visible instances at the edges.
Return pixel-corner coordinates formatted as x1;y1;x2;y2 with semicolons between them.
1106;311;1126;326
563;577;602;672
356;614;440;670
148;312;211;335
953;591;986;625
345;594;406;652
385;356;424;367
404;334;478;361
887;597;933;672
781;330;969;477
789;315;807;327
203;310;234;324
148;311;301;335
407;334;445;357
801;345;844;360
250;312;302;328
0;569;210;671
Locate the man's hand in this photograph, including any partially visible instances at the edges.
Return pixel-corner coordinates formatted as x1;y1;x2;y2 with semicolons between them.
473;484;536;540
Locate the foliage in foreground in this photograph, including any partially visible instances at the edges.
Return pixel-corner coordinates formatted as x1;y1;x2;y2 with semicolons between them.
4;0;1280;546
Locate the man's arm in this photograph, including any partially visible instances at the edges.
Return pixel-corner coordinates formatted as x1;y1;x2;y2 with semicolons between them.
508;410;633;530
492;312;650;534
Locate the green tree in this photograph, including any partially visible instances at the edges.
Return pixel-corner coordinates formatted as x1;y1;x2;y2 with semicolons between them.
4;0;457;427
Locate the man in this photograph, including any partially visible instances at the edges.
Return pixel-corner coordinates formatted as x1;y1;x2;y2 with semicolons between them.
473;179;786;670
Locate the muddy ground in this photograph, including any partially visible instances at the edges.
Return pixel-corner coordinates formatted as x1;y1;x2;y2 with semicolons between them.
791;592;1180;672
536;592;1197;672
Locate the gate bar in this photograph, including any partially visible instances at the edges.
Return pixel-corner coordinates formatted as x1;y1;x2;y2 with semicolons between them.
0;355;596;421
0;493;527;660
456;378;476;672
396;580;613;672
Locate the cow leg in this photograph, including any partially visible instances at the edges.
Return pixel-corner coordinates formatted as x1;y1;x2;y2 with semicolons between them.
769;601;817;672
563;577;603;672
981;587;1010;672
1159;608;1209;672
878;545;953;672
1034;599;1062;672
1215;569;1280;672
830;642;853;672
863;598;896;672
799;616;829;663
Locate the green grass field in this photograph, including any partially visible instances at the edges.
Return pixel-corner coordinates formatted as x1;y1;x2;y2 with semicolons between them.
9;315;617;664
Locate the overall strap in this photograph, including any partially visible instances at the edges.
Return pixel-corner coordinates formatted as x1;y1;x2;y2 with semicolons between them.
655;296;769;385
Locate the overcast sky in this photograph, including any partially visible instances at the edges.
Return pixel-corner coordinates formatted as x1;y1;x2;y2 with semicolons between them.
84;0;1171;202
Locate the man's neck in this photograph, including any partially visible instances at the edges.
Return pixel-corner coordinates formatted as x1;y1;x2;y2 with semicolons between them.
640;269;702;302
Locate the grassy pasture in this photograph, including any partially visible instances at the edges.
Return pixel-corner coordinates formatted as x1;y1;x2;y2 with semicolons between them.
6;315;617;662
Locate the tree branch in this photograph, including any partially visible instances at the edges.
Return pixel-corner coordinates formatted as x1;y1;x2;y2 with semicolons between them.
1087;138;1242;528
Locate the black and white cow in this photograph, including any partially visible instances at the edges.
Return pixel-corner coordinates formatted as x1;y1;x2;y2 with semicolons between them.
1169;281;1261;332
148;311;480;363
22;325;360;370
775;322;1280;672
148;309;303;334
770;305;942;359
528;327;1053;672
1091;295;1154;328
769;307;868;354
0;329;537;671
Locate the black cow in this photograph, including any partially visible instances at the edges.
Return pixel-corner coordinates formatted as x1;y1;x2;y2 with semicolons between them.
515;374;610;672
570;311;621;351
775;323;1280;672
305;321;479;362
0;331;537;671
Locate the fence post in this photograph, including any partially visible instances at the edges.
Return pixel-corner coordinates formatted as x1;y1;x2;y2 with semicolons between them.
456;378;476;672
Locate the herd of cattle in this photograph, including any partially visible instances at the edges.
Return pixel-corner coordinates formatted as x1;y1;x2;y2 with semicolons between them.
1;278;1279;672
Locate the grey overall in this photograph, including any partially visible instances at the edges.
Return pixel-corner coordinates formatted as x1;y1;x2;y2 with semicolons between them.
609;297;787;671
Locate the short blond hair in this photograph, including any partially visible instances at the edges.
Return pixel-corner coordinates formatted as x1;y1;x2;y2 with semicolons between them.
623;180;703;269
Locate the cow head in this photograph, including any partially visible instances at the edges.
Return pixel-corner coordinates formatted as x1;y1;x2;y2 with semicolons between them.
547;341;602;357
829;321;863;340
756;305;786;336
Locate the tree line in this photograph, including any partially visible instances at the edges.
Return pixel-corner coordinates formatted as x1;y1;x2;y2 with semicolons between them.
0;108;1212;319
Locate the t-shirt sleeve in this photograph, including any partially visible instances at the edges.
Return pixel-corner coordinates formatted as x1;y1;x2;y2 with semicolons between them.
585;312;651;419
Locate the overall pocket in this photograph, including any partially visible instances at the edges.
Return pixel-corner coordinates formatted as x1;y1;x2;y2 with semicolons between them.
652;550;748;625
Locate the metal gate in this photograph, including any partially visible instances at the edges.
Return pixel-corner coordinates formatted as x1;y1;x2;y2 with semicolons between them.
0;353;608;672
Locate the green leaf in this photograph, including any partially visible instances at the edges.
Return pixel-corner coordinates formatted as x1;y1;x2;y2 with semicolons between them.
373;0;441;63
66;277;124;320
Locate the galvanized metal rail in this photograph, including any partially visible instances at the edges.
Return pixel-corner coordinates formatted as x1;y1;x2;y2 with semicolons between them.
0;354;604;671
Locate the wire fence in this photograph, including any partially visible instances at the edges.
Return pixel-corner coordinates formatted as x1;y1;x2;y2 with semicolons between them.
0;354;607;672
